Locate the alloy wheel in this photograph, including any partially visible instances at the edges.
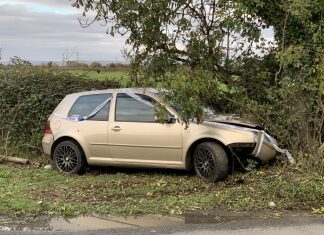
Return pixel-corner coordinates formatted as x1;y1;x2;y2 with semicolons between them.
194;147;216;179
55;144;79;172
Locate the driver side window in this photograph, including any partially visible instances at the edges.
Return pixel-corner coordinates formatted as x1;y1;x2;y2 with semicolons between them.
115;93;155;122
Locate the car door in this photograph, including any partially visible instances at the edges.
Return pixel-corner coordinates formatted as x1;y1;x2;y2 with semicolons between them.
68;93;112;159
107;91;183;165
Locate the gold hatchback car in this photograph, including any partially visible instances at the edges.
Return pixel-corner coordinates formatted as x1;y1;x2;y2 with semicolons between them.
42;88;280;182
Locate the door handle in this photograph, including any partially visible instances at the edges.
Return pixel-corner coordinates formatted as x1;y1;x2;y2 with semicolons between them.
111;126;121;132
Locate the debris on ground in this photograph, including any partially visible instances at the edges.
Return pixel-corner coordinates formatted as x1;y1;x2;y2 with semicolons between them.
269;202;276;208
43;165;52;170
0;155;30;164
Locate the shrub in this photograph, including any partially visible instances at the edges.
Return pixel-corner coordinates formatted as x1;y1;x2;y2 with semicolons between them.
0;60;119;156
65;60;89;69
90;61;102;69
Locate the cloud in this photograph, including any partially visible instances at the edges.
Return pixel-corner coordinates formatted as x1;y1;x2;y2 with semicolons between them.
0;0;77;14
0;1;126;62
20;0;75;8
0;0;274;63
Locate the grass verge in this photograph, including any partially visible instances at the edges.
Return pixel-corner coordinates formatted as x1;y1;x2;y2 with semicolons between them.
0;154;323;217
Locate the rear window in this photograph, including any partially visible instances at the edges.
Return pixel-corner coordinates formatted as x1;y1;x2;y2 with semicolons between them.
68;93;112;121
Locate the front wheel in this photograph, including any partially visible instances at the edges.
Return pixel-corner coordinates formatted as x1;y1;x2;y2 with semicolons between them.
53;140;86;174
193;142;229;182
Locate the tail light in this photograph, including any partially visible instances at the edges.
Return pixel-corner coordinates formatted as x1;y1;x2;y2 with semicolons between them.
44;119;52;134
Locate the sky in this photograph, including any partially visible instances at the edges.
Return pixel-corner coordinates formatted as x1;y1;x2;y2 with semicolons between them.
0;0;127;63
0;0;274;64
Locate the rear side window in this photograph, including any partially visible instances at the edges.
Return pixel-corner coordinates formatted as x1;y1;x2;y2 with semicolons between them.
68;93;112;121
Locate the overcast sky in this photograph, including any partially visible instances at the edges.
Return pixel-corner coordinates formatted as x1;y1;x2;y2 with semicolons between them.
0;0;127;63
0;0;274;64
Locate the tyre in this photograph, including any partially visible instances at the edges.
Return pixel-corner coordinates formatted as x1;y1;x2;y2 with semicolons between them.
53;140;86;174
193;142;229;182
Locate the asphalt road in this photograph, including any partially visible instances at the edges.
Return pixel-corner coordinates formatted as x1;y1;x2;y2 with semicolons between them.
169;224;324;235
1;214;323;235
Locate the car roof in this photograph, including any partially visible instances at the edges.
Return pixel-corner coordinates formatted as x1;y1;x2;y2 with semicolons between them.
65;88;159;99
67;88;158;96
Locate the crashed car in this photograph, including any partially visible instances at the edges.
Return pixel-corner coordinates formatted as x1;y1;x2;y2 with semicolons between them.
42;88;293;182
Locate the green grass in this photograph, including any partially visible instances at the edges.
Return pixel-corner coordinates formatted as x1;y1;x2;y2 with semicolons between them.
0;154;323;217
69;70;130;87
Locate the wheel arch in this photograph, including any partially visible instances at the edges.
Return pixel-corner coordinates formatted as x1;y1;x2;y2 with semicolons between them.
51;136;87;162
185;138;234;172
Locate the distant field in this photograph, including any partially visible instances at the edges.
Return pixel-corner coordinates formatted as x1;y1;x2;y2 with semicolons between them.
69;70;130;87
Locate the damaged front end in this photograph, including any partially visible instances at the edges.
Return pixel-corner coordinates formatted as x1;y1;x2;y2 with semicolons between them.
204;118;294;168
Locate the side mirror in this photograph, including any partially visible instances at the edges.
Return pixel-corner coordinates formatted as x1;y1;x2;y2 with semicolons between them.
166;116;176;124
154;115;176;124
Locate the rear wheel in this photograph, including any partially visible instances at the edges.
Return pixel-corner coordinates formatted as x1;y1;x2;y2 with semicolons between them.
53;140;86;174
193;142;229;182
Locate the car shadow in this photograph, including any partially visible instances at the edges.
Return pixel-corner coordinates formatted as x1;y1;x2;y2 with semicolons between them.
86;165;196;177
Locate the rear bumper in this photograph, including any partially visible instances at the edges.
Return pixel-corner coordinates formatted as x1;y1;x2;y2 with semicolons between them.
42;134;54;158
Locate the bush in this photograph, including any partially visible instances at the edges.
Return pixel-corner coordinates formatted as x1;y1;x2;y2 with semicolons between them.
90;61;102;69
65;60;89;69
0;60;119;156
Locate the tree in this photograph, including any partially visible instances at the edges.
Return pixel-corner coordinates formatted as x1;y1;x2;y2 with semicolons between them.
90;61;102;69
65;60;88;69
72;0;269;82
72;0;323;150
239;0;324;147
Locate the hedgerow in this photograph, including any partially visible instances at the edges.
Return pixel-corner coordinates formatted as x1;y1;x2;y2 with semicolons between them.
0;59;119;156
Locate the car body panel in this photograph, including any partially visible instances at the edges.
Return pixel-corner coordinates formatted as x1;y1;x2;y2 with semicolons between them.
107;121;183;162
41;133;53;157
42;88;278;170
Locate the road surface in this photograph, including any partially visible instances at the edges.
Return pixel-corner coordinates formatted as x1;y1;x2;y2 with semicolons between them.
1;213;323;235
